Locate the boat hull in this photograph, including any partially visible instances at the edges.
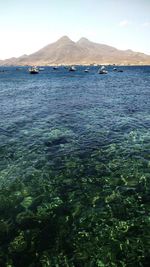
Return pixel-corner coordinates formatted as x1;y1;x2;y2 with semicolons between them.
29;71;39;74
29;67;39;74
98;70;108;74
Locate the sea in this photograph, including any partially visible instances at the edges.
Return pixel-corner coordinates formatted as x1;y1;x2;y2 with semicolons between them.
0;65;150;266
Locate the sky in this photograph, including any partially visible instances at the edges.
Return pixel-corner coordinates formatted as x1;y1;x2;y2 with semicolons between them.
0;0;150;59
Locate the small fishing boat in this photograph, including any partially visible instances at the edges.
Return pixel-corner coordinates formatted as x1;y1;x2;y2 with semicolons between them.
69;66;76;71
29;66;39;74
84;67;90;72
99;70;108;74
53;66;58;70
98;66;108;74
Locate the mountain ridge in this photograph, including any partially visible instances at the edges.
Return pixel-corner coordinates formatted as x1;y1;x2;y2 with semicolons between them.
0;36;150;66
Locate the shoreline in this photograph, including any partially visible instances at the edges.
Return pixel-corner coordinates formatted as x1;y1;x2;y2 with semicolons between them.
0;64;150;67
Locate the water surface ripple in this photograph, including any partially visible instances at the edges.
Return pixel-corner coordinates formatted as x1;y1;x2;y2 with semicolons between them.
0;66;150;266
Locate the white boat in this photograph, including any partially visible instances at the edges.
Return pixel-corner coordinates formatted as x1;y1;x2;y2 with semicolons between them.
98;66;108;74
84;69;89;72
29;66;39;74
98;70;108;74
39;67;45;71
69;66;76;71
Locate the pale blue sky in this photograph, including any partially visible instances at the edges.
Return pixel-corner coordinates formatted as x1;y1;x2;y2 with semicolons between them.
0;0;150;59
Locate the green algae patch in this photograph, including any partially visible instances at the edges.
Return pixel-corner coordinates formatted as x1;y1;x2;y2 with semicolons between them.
0;132;150;266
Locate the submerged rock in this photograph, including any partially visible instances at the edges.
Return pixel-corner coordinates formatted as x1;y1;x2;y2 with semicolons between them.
45;136;69;147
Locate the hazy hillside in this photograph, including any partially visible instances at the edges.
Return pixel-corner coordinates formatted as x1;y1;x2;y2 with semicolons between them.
0;36;150;66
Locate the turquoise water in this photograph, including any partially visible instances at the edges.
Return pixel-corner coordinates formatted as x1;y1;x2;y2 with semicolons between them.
0;66;150;266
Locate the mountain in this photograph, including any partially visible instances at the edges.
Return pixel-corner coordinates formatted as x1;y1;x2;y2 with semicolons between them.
0;36;150;65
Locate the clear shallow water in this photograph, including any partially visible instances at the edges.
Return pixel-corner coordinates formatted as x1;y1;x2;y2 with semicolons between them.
0;66;150;266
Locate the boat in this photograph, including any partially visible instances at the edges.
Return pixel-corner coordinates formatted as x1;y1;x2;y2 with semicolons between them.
29;66;39;74
117;69;123;72
39;67;45;71
53;66;58;70
69;66;76;71
98;66;108;74
112;67;123;73
84;69;89;72
98;70;108;74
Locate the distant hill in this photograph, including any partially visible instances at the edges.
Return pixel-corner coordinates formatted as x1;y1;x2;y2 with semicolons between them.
0;36;150;65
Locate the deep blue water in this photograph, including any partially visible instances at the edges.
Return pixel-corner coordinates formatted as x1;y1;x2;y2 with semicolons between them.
0;65;150;182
